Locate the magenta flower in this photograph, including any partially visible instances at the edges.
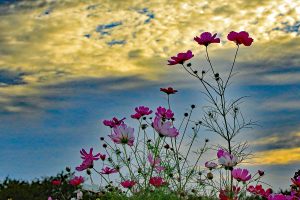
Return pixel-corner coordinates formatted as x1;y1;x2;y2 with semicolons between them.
103;117;126;128
131;106;152;119
160;87;178;95
168;50;194;65
217;149;238;168
155;106;174;120
109;123;135;146
121;180;136;189
148;153;165;172
80;148;100;161
247;185;272;198
227;31;253;46
268;194;292;200
194;32;220;46
76;158;93;171
291;176;300;187
205;161;218;170
232;168;251;182
69;176;84;186
101;167;118;174
149;177;166;187
51;180;61;185
153;116;179;137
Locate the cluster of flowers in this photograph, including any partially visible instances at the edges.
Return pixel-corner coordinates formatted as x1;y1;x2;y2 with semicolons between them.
51;30;298;199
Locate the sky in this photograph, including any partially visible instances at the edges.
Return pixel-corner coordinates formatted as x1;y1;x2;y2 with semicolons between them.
0;0;300;190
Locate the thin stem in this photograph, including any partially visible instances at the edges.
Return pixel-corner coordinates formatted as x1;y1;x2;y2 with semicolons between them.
224;45;239;90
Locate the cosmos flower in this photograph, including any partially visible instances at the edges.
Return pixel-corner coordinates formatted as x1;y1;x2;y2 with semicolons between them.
291;176;300;187
205;161;218;170
247;185;272;198
232;168;251;182
160;87;178;95
153;116;179;137
149;177;166;187
155;106;174;120
268;194;292;200
109;123;135;146
69;176;84;186
76;158;93;171
51;180;61;185
131;106;152;119
121;180;136;189
168;50;194;65
217;149;238;168
80;148;100;161
219;186;240;200
101;167;118;174
103;117;126;128
148;153;165;172
227;31;253;46
194;32;220;46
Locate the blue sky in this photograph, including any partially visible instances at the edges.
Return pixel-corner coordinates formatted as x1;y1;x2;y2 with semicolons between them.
0;0;300;190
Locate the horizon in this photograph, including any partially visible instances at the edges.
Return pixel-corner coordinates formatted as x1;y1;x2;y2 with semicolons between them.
0;0;300;191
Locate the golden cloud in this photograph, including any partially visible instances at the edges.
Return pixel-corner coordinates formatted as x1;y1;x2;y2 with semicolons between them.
0;0;299;112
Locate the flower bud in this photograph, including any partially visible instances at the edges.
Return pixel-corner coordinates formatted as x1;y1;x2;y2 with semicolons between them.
103;144;107;148
187;63;192;67
207;172;213;180
66;166;71;172
141;124;148;130
86;169;91;175
191;104;196;109
184;113;189;117
100;137;104;141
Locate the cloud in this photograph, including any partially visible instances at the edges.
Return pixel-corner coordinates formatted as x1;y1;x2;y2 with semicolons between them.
250;147;300;165
0;0;299;114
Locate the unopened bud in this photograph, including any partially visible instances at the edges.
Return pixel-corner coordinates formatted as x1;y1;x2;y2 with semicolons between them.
207;172;213;180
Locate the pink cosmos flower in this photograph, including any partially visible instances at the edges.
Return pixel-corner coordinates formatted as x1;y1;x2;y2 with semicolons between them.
291;176;300;187
194;32;220;46
149;177;166;187
69;176;84;186
51;180;61;185
205;161;218;170
103;117;126;128
121;180;136;188
153;116;179;137
268;194;292;200
101;167;118;174
109;123;135;146
160;87;178;95
219;186;240;200
227;31;254;46
217;149;238;168
247;185;272;198
80;148;100;161
232;168;251;182
76;158;93;171
131;106;152;119
168;50;194;65
48;197;53;200
148;153;165;172
155;106;174;120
